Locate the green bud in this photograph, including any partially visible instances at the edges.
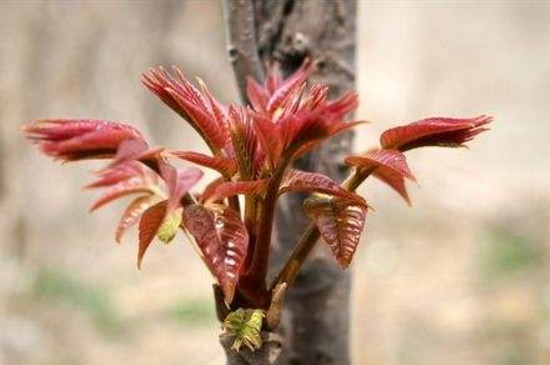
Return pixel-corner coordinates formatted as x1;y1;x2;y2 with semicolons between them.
223;308;265;352
157;209;182;244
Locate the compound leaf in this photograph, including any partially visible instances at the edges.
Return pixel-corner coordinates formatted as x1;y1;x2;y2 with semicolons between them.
304;196;367;268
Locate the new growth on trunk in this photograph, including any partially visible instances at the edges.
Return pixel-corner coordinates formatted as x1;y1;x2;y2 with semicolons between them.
22;2;492;363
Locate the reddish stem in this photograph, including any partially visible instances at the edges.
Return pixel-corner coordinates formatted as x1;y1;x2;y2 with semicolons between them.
237;156;291;306
270;167;373;290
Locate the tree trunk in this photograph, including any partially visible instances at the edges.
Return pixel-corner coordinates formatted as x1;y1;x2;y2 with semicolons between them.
222;0;357;363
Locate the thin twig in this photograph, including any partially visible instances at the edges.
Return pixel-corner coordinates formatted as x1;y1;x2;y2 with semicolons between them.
222;0;265;103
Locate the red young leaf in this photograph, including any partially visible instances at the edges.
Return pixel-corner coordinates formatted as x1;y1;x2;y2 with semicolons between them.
345;149;416;204
279;170;364;205
90;179;156;212
142;67;209;119
112;138;148;163
86;161;146;188
166;88;226;149
306;83;329;109
170;151;236;177
266;59;313;114
200;177;225;203
246;77;269;114
291;119;366;160
244;58;361;159
88;162;161;211
243;59;362;166
21;61;493;298
197;79;232;152
116;195;159;243
199;78;229;126
23;119;144;162
380;115;492;151
204;179;269;203
142;69;189;118
138;200;168;268
182;204;248;302
250;112;283;169
142;67;226;150
110;138;165;172
159;162;203;214
304;196;367;268
279;83;306;119
228;107;264;179
278;91;361;155
245;59;312;118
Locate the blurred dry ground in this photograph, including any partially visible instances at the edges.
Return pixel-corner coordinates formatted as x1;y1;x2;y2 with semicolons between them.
1;1;549;364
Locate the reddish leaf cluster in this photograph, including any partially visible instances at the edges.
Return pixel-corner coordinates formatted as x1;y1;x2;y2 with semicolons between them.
247;60;364;163
380;115;492;151
23;117;202;269
346;115;492;205
23;119;143;161
346;149;416;204
23;59;491;307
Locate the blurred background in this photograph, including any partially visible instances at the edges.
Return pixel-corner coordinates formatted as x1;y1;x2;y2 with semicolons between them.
1;1;549;364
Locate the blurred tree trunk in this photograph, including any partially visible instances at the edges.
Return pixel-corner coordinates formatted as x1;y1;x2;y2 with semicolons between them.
223;0;357;363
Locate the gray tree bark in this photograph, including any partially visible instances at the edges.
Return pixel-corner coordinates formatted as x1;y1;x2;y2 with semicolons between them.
222;0;357;363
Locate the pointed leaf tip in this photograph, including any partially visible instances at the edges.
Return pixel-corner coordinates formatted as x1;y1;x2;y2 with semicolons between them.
137;200;168;269
381;115;493;151
116;195;158;243
22;119;146;162
304;196;367;268
345;149;415;204
160;162;203;214
88;161;161;212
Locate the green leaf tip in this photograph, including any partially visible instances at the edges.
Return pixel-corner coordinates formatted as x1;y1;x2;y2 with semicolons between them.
156;209;182;243
222;308;265;352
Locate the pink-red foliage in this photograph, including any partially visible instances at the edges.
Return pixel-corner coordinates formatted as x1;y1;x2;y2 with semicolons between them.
345;149;416;204
380;115;492;151
138;200;168;268
304;196;367;268
23;59;492;305
183;204;248;303
23;119;143;161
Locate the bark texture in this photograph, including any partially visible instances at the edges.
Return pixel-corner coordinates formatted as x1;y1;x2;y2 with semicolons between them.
220;333;284;365
223;0;356;363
